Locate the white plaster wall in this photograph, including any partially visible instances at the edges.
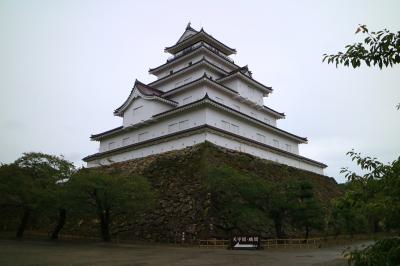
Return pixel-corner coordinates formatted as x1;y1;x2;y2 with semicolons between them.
122;98;172;127
158;54;204;79
221;79;238;90
99;108;206;152
152;67;224;92
101;104;298;155
236;79;265;105
204;132;323;175
89;129;322;174
88;132;207;168
204;87;278;127
166;82;278;126
156;46;237;79
168;86;207;105
205;107;299;154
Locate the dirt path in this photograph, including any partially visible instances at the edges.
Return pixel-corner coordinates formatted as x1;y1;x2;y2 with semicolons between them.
0;239;372;266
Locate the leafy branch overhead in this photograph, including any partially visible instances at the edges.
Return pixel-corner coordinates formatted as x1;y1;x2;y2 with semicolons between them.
323;25;400;69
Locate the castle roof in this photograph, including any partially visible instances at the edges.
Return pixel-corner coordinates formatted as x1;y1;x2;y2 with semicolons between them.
113;80;178;117
83;124;326;168
218;67;273;94
165;26;236;55
93;93;302;142
149;42;239;75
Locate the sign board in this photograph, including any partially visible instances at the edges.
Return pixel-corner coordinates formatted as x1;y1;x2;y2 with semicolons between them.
231;236;260;250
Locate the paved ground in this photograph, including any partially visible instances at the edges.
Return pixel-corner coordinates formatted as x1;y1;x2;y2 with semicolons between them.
0;239;371;266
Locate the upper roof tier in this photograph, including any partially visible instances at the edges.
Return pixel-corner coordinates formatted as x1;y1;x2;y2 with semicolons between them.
165;23;237;56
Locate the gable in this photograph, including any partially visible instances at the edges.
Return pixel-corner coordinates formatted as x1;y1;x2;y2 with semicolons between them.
114;81;178;117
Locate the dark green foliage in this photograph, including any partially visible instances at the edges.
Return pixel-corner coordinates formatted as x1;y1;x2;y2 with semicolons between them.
204;166;272;235
0;143;342;241
323;26;400;69
14;152;75;182
204;164;326;239
291;181;324;239
345;237;400;266
0;164;38;237
268;180;293;238
337;151;400;264
340;150;400;232
329;194;368;237
0;153;75;238
68;169;155;241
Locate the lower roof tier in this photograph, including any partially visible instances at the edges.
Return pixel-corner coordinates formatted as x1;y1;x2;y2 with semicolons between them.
92;94;303;144
83;125;326;175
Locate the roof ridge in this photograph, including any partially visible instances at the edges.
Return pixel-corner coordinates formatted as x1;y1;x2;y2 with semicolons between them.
186;22;197;31
152;96;306;142
165;28;237;54
135;79;163;95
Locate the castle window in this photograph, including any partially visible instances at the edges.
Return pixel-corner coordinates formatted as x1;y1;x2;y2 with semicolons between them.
174;80;184;88
188;61;192;66
133;106;143;116
122;137;130;146
285;144;292;152
256;133;266;143
273;139;279;148
264;117;271;125
231;124;239;134
168;123;178;133
179;120;189;130
184;77;192;84
182;96;192;104
108;142;115;150
215;97;224;103
138;132;148;141
221;120;230;130
170;70;173;75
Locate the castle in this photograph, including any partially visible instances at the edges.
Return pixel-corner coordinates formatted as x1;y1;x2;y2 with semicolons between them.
83;24;326;174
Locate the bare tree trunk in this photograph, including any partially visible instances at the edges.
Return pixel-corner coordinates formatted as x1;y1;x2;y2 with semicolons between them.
16;209;30;238
50;208;66;240
273;214;286;238
100;209;111;242
304;224;310;240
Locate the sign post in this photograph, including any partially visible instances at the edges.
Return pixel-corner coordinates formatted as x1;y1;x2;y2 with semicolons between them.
231;236;261;250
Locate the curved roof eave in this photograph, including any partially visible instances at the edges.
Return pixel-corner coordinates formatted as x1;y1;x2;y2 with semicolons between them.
113;80;177;117
83;126;324;168
165;29;237;55
149;44;239;75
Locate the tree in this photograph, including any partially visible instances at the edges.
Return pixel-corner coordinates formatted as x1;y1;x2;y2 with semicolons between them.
0;164;39;238
14;152;75;239
68;169;154;241
291;181;324;240
341;150;400;231
268;180;294;239
323;25;400;69
204;166;272;237
339;151;400;265
345;237;400;265
329;192;368;237
323;25;400;109
0;152;75;238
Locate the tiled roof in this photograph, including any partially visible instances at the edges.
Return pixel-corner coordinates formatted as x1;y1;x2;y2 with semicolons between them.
83;125;326;168
113;80;177;116
165;28;236;55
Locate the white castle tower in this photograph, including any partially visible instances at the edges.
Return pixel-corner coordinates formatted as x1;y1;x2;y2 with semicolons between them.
83;24;326;174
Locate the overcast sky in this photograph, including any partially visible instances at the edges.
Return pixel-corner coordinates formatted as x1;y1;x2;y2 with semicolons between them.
1;0;399;183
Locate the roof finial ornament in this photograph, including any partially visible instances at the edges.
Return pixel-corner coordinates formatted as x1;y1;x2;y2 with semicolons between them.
186;22;192;30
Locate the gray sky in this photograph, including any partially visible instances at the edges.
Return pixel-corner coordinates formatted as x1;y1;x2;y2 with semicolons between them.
1;0;399;183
